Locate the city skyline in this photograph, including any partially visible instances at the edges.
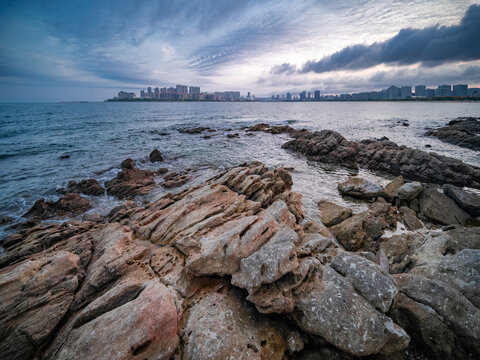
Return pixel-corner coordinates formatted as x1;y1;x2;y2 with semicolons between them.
1;1;480;102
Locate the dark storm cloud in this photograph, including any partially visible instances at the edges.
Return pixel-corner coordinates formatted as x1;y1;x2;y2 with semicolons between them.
292;4;480;74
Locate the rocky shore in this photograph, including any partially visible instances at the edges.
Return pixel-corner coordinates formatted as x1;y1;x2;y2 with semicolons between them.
425;117;480;151
1;125;480;360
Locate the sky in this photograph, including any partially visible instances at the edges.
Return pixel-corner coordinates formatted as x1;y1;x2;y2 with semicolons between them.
0;0;480;102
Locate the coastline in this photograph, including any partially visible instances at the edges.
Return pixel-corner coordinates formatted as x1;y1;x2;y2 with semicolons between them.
1;119;479;359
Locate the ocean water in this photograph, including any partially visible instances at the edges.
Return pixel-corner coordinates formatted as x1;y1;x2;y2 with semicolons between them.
1;101;480;237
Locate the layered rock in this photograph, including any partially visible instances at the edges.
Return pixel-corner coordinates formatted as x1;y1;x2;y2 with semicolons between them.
61;179;104;196
24;193;91;219
425;117;480;151
282;129;480;188
105;158;155;197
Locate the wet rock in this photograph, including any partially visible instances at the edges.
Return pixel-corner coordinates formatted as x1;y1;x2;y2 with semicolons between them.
64;179;104;196
318;200;352;226
0;215;13;225
24;193;91;219
120;157;135;169
227;133;239;138
282;129;480;188
59;154;70;159
442;184;480;217
397;182;423;200
384;175;404;199
425;117;480;151
419;188;470;225
105;162;155;198
149;148;164;162
399;206;423;230
338;177;386;199
246;123;270;132
178;126;211;134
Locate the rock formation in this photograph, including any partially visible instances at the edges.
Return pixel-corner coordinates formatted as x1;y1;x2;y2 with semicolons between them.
425;117;480;151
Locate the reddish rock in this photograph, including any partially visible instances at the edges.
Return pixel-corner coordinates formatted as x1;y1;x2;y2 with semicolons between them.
24;193;91;219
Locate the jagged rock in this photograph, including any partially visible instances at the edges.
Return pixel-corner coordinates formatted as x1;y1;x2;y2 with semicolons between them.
419;188;470;225
425;117;480;151
394;273;480;359
330;252;398;313
293;265;409;356
384;176;404;199
443;184;480;217
180;283;291;360
162;172;192;188
330;202;397;251
399;206;423;230
379;233;424;274
397;182;423;200
318;200;352;226
149;148;164;162
231;226;299;294
63;179;104;196
107;200;137;222
82;213;105;223
282;129;480;188
24;193;91;219
277;191;305;222
227;133;239;138
338;177;386;199
105;162;155;198
178;126;211;134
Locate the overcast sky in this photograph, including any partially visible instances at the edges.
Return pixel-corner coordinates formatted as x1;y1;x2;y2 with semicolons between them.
1;0;479;101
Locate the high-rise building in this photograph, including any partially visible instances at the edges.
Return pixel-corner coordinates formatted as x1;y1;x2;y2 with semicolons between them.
286;92;292;101
154;87;159;100
468;88;480;97
189;86;200;95
425;89;435;98
314;90;320;100
400;86;412;99
176;85;188;94
300;91;306;100
453;84;468;97
415;85;426;97
386;86;400;100
307;92;311;99
436;85;452;97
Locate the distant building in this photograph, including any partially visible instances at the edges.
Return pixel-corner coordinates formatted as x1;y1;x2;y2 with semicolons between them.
314;90;320;100
189;86;200;95
415;85;426;97
436;84;452;97
299;91;306;100
286;92;292;101
117;91;136;100
425;89;435;98
386;86;400;100
400;86;412;99
154;87;159;100
140;90;146;98
453;84;468;97
176;85;188;94
468;88;480;97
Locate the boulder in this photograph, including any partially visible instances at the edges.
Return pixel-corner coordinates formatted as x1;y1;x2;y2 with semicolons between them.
318;200;352;226
24;193;91;219
399;206;423;230
443;184;480;217
64;179;104;196
384;175;404;199
149;149;164;162
105;163;155;198
397;182;423;200
338;177;386;199
419;188;470;225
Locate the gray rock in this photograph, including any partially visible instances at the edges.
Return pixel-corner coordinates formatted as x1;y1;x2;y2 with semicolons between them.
338;177;386;199
294;266;409;356
384;175;404;199
419;188;470;225
330;252;398;313
397;182;423;200
443;184;480;217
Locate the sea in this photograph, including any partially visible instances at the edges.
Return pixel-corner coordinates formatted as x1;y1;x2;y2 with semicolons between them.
1;101;480;238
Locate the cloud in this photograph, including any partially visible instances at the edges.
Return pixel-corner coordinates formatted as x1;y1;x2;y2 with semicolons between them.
297;4;480;74
270;63;297;75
